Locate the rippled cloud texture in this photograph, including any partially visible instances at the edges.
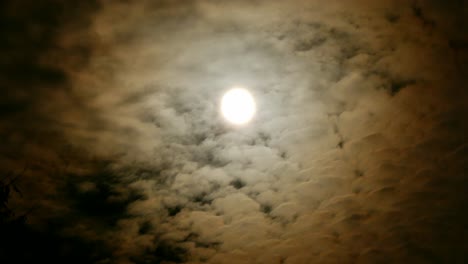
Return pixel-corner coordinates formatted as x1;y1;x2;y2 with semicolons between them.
1;0;467;263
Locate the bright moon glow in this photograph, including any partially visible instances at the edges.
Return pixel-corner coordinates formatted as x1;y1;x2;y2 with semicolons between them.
221;88;256;125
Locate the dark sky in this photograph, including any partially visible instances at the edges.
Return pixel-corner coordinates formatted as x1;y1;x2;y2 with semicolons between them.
1;0;467;263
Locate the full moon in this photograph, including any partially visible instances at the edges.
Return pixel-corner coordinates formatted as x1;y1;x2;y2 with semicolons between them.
221;88;256;125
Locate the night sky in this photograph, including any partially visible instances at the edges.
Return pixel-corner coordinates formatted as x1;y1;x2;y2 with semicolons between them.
1;1;467;263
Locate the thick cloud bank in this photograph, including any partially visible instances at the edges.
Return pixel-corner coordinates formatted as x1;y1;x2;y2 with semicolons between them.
1;0;467;263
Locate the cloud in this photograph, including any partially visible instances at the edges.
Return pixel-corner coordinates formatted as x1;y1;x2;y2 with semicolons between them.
1;0;466;263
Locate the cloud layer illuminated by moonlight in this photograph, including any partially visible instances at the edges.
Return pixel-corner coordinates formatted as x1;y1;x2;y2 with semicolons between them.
1;0;466;263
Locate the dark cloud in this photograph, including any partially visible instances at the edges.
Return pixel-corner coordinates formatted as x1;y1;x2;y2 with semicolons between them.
1;0;467;263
